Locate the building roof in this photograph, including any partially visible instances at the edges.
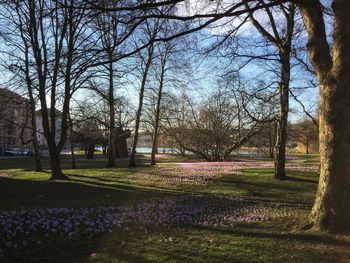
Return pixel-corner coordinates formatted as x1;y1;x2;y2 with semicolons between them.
36;108;62;117
0;88;29;104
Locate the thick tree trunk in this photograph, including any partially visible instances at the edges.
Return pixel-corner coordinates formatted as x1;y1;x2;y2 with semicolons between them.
308;77;350;232
274;53;290;180
299;0;350;233
49;151;66;180
115;130;129;158
151;141;158;165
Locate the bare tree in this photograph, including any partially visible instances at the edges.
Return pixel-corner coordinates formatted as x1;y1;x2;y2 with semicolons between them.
242;2;297;179
163;92;190;156
129;20;160;166
8;0;97;179
90;2;136;167
165;79;274;161
147;30;188;165
290;117;318;154
0;1;43;171
149;42;168;165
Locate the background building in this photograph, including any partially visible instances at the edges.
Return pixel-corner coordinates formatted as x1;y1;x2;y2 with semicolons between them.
0;89;32;155
35;109;62;148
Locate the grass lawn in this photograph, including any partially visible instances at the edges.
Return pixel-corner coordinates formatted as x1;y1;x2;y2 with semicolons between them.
1;153;349;263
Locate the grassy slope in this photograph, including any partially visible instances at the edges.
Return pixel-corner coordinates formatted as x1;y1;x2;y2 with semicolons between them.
1;154;349;263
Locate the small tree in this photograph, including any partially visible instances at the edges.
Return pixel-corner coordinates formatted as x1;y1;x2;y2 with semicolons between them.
291;118;319;154
165;81;273;161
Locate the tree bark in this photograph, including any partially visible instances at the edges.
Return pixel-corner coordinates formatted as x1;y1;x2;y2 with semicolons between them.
27;63;42;172
151;143;158;165
49;150;66;180
130;46;154;167
299;0;350;233
18;8;42;172
87;143;95;159
151;59;165;165
107;59;116;167
268;122;275;159
269;137;274;159
68;113;76;169
274;53;290;180
245;2;294;180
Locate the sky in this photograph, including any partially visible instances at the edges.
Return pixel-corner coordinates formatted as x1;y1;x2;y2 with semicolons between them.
174;0;320;121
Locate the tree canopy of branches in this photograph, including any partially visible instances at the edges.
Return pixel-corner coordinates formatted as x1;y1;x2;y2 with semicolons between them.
165;79;274;161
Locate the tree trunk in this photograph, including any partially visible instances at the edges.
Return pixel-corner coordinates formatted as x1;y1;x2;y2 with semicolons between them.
308;77;350;232
129;111;141;166
22;31;42;172
151;141;160;165
87;143;95;159
269;144;274;159
151;142;158;165
107;59;116;167
299;0;350;233
68;113;76;169
180;146;186;156
245;3;294;180
29;97;42;172
32;134;42;171
269;122;275;159
70;139;76;169
49;151;66;180
274;53;290;180
151;60;165;165
115;130;129;158
130;46;154;167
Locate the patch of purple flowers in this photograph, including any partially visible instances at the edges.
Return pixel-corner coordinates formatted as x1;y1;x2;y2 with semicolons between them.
0;196;302;256
126;161;319;189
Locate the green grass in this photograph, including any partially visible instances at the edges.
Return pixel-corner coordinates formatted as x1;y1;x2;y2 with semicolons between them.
1;153;349;263
189;168;318;204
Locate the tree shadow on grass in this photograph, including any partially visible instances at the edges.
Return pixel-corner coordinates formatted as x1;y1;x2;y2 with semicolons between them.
211;174;316;205
285;176;318;184
66;173;182;195
0;176;170;210
202;225;350;248
0;155;154;171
